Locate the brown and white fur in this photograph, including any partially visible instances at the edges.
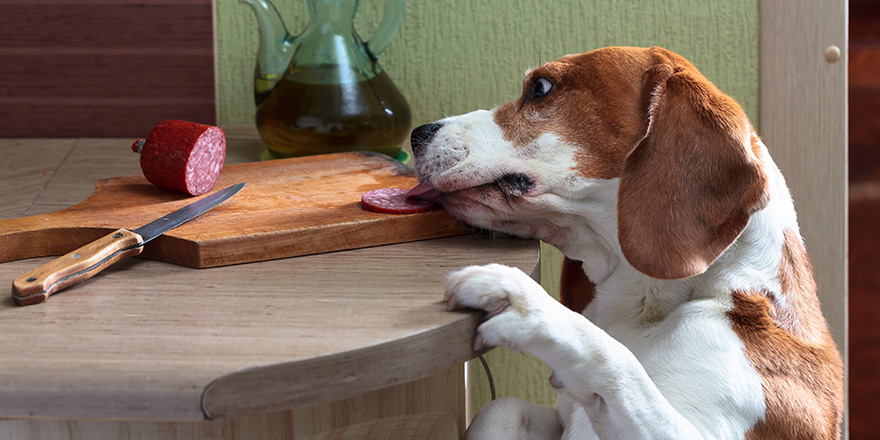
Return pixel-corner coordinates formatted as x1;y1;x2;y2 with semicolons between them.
409;47;843;439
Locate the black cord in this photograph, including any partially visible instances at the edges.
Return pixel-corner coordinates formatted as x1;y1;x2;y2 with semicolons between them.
478;354;496;401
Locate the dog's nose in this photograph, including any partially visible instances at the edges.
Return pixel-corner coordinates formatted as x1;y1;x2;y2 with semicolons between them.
410;123;442;157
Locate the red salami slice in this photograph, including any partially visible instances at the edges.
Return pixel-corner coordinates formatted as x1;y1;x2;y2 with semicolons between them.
132;120;226;196
361;188;437;214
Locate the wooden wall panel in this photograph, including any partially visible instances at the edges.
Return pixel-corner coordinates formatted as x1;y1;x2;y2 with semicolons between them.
0;52;213;99
760;0;848;437
0;1;215;137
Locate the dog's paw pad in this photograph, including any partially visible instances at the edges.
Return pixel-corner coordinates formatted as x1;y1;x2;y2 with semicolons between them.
444;264;561;352
444;264;524;316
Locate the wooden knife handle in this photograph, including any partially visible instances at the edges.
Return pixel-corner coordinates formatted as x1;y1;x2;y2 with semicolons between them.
11;229;144;306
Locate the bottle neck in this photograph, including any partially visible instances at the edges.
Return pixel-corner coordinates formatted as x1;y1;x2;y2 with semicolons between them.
306;0;358;34
287;0;380;82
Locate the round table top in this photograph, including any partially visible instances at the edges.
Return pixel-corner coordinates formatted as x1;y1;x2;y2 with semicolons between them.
0;137;539;421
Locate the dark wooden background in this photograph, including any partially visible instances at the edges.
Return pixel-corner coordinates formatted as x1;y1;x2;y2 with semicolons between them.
849;1;880;438
0;0;215;137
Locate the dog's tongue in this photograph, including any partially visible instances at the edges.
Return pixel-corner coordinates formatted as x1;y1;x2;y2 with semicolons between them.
406;182;442;202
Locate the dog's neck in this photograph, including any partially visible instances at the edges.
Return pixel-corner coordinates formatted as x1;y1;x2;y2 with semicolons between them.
547;136;811;325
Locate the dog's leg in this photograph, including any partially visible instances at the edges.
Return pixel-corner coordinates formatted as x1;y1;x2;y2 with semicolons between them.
446;264;704;439
465;397;563;440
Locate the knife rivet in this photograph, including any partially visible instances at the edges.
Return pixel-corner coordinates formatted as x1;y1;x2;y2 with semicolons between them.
72;254;81;258
113;233;123;239
26;277;36;282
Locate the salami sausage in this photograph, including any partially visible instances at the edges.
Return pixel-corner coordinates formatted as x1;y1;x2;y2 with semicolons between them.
132;120;226;196
361;188;436;214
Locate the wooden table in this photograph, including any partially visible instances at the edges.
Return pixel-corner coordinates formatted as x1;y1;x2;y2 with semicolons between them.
0;137;540;439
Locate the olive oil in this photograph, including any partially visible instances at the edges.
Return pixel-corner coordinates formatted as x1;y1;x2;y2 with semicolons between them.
256;65;411;159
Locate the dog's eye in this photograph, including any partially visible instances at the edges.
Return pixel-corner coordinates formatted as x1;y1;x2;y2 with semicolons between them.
530;78;553;100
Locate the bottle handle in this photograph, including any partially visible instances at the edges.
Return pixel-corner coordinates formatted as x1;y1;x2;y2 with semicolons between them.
240;0;297;84
366;0;404;59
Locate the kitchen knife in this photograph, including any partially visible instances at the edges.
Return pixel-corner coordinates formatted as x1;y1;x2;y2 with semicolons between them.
11;182;246;306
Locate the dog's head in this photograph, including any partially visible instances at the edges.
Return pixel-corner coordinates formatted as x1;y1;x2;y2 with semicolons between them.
411;46;769;280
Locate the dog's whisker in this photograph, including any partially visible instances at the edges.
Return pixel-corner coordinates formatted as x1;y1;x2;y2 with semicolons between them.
533;41;543;66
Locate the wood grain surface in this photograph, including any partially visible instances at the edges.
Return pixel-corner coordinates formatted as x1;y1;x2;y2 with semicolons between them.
0;137;540;434
0;151;468;268
0;1;215;137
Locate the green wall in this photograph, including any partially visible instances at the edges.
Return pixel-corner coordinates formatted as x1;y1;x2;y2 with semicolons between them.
216;0;759;418
216;0;758;126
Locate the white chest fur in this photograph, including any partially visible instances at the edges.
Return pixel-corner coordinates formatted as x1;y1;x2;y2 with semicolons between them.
577;288;767;438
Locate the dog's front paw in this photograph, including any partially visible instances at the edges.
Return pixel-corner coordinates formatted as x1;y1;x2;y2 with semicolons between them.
445;264;561;351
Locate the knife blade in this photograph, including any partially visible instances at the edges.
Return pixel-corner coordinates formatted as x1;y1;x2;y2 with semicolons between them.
11;182;246;306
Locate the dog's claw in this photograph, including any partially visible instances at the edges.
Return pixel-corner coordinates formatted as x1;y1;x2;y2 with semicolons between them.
446;295;460;311
474;333;485;351
549;372;564;391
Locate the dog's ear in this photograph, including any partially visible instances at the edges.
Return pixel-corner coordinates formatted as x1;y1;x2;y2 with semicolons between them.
617;62;769;280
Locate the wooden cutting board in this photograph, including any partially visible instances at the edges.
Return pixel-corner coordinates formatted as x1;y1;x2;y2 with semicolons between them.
0;152;468;268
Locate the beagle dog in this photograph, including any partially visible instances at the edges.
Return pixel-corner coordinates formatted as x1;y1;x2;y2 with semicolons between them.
409;47;844;439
